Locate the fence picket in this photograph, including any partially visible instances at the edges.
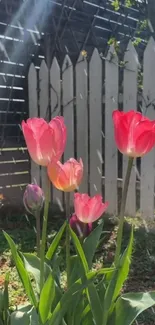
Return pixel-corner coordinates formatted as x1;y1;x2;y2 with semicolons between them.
39;60;50;197
105;46;118;214
50;57;63;210
141;37;155;218
62;55;74;204
89;48;102;196
123;41;138;216
75;53;88;193
28;63;40;186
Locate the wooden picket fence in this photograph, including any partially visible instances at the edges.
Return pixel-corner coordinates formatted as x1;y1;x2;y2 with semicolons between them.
28;37;155;218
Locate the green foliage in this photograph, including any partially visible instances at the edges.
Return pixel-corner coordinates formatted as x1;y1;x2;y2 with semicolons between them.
3;220;155;325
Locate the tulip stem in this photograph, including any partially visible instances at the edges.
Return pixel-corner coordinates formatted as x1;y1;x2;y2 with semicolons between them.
40;174;50;292
114;157;134;265
65;192;70;289
35;211;41;257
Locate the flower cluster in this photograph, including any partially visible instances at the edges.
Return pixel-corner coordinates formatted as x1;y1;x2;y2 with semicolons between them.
22;109;155;237
22;116;109;233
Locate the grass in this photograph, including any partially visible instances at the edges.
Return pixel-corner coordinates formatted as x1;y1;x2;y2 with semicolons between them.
0;214;155;324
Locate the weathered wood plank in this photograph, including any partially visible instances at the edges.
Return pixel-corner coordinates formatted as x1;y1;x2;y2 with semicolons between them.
28;63;40;185
123;41;138;216
50;57;63;210
141;37;155;218
62;55;74;161
105;46;118;214
75;54;88;193
62;55;74;204
89;49;102;196
39;60;50;197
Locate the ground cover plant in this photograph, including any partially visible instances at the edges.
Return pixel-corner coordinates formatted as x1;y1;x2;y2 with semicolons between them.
1;110;155;325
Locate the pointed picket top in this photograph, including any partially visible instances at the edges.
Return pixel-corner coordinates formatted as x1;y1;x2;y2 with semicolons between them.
51;56;60;73
144;37;155;57
50;56;61;117
106;45;118;64
28;62;36;78
77;51;87;63
90;48;100;64
62;54;72;72
40;59;48;73
124;40;139;69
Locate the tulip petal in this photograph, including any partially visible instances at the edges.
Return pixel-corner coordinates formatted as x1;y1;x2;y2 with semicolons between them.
112;111;129;154
49;117;67;160
22;121;40;165
135;129;155;156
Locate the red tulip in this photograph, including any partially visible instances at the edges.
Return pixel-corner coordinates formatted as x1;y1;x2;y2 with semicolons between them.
47;158;83;192
69;214;92;238
74;193;109;223
22;117;66;166
112;110;155;158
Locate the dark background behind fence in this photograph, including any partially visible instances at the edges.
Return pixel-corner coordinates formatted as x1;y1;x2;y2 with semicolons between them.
0;0;151;204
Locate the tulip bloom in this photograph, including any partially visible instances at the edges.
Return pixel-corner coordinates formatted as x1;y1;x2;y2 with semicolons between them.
74;193;109;223
47;158;83;192
112;110;155;158
23;183;44;215
69;214;92;238
22;117;66;166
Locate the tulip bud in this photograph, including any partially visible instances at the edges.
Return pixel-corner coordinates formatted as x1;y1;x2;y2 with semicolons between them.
69;214;92;239
23;184;44;215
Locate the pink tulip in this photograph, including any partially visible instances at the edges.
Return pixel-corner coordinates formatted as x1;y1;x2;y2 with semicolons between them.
112;110;155;158
22;117;66;166
47;158;83;192
74;193;109;223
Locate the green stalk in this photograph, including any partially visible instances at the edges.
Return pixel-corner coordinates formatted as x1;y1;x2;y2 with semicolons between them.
35;211;41;257
65;192;70;289
40;174;50;291
114;157;134;265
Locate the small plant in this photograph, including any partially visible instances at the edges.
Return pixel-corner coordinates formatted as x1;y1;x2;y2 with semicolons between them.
2;111;155;325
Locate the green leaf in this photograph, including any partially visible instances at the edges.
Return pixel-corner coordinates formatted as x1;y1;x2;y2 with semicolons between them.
86;283;103;325
22;253;50;294
69;255;85;285
46;222;66;260
83;222;104;268
70;227;89;273
39;273;55;324
10;311;30;325
3;231;37;308
103;228;133;324
108;291;155;325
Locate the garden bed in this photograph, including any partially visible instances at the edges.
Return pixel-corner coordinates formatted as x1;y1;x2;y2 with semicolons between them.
0;214;155;324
